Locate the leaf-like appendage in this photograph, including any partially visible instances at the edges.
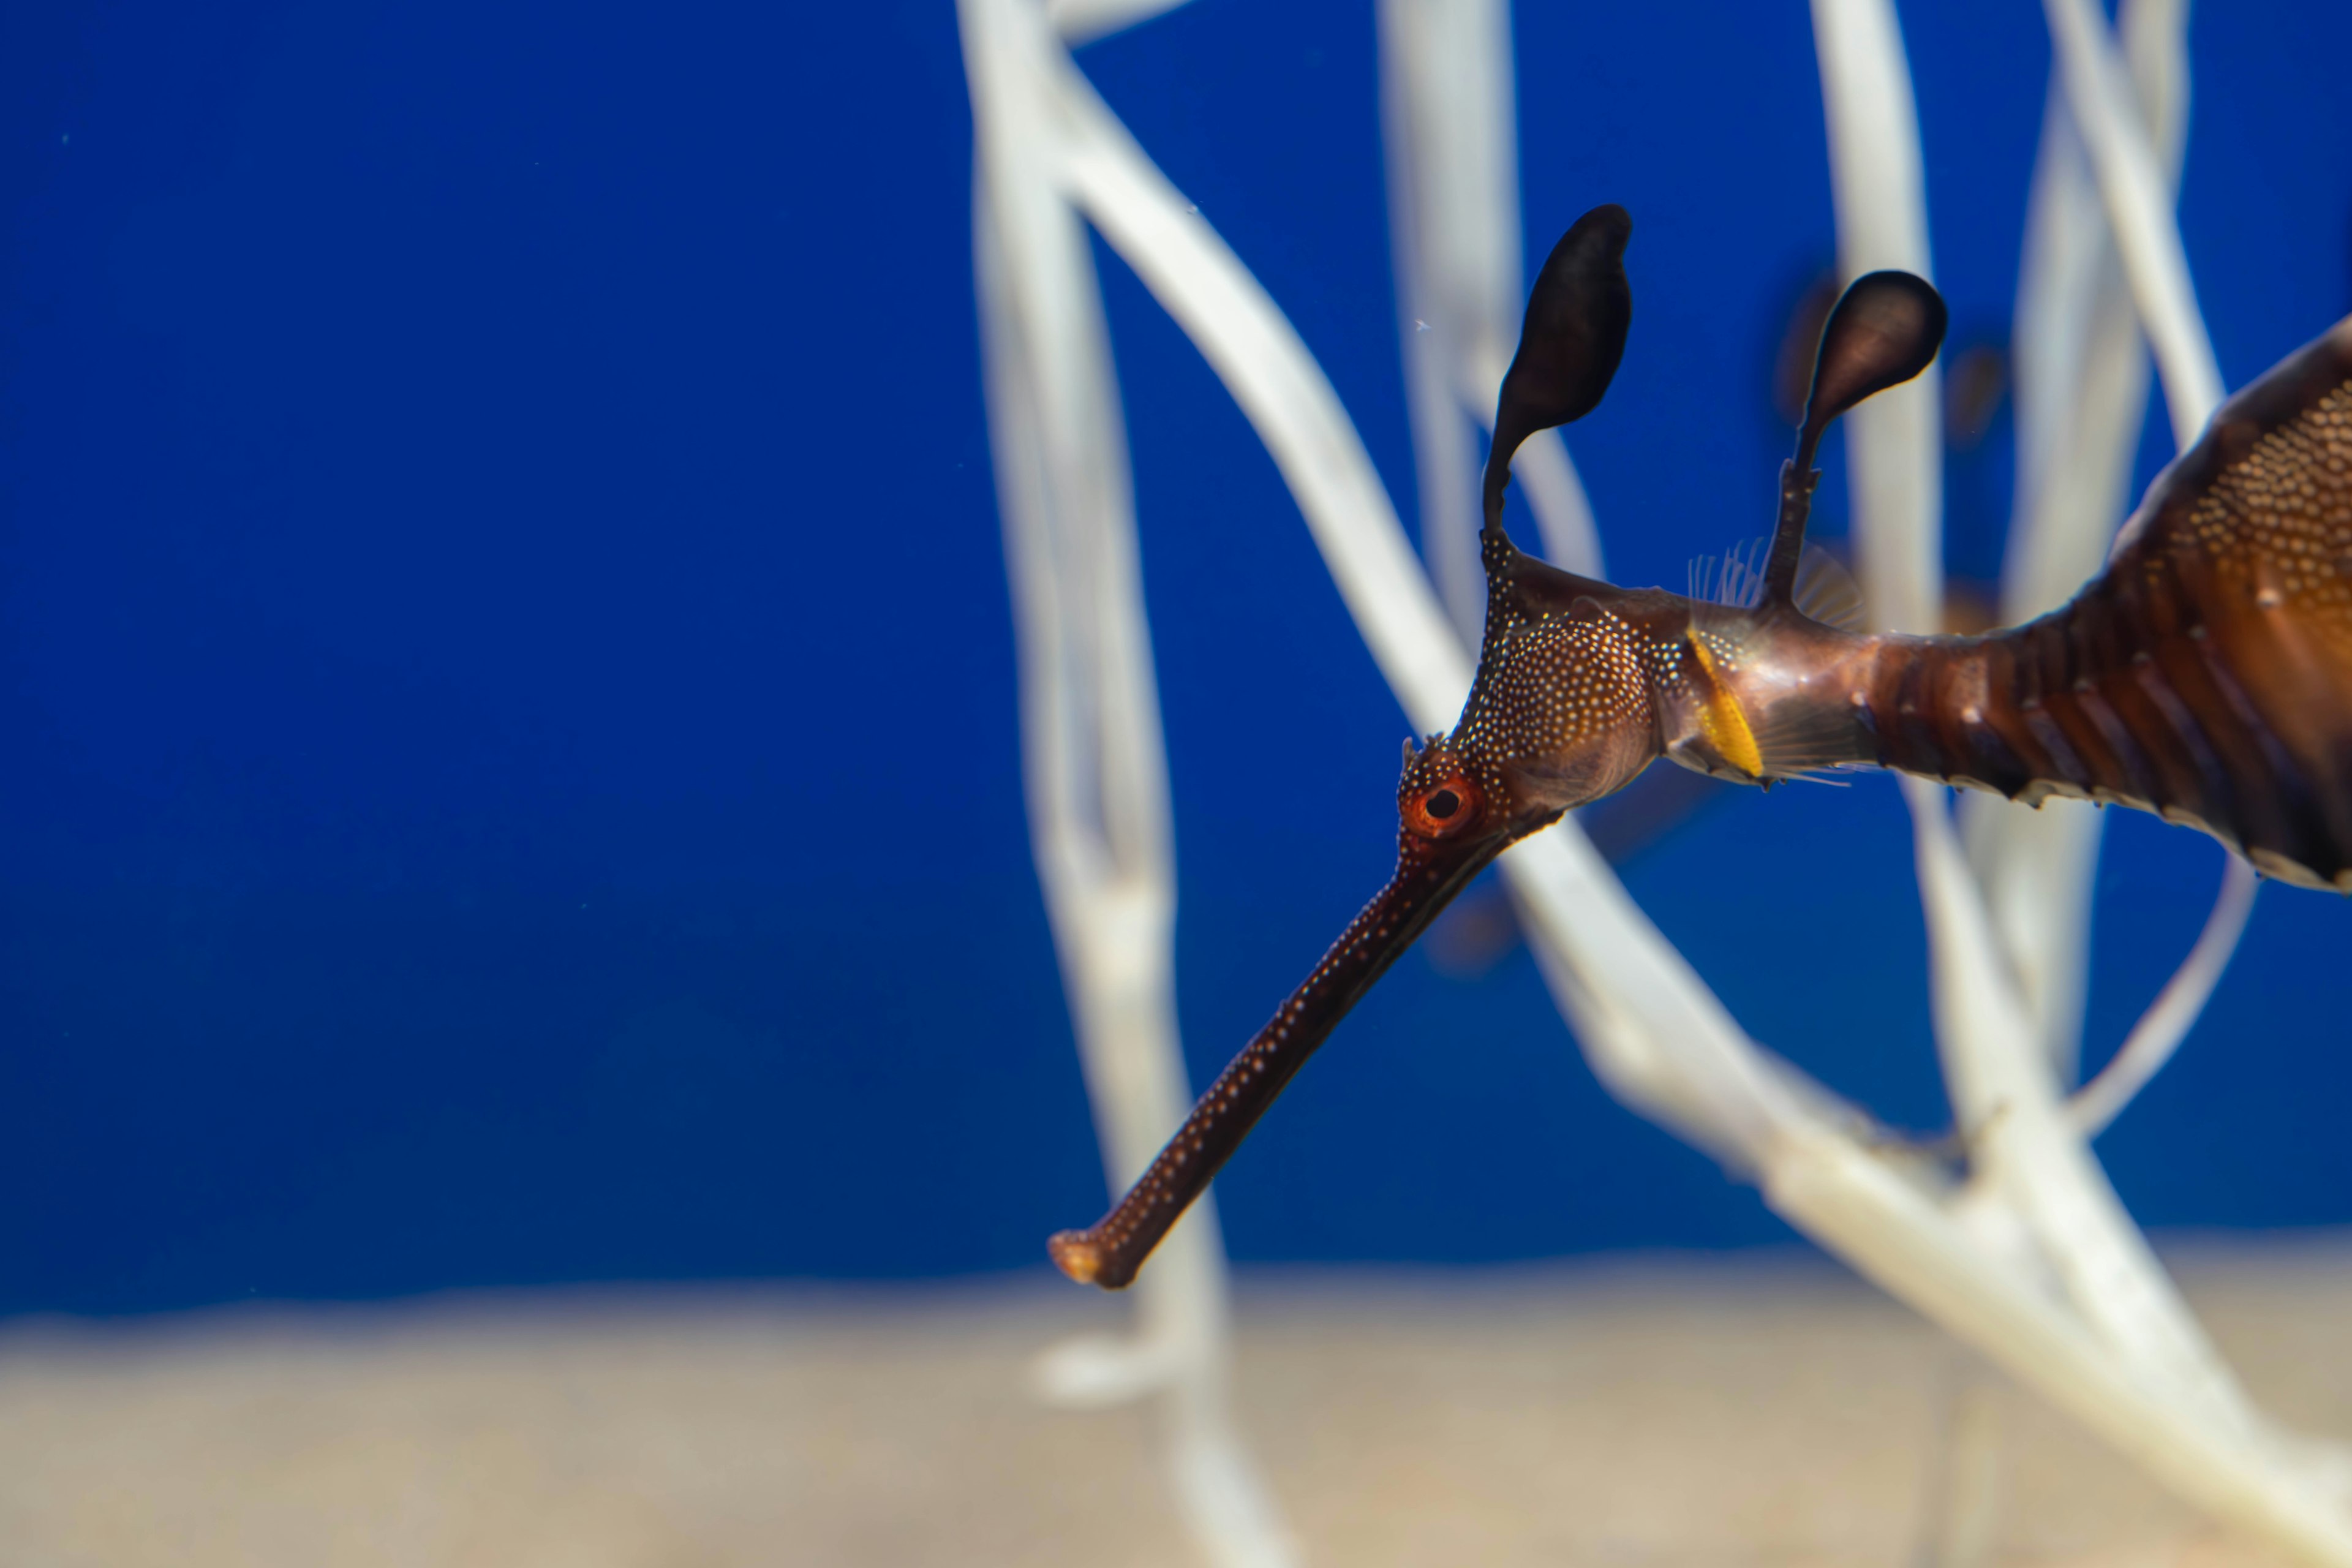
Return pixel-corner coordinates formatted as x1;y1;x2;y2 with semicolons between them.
1485;205;1633;526
1799;270;1947;452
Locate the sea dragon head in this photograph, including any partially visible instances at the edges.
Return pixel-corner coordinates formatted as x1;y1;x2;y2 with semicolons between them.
1047;205;1948;1291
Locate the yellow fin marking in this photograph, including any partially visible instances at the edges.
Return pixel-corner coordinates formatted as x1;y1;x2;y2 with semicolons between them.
1686;635;1764;778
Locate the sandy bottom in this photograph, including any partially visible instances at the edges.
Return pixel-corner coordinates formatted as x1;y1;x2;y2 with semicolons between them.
2;1245;2348;1567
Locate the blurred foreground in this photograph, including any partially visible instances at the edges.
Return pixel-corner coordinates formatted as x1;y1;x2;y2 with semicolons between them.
2;1245;2346;1567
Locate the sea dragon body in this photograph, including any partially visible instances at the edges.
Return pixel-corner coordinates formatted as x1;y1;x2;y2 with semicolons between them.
1048;205;2352;1291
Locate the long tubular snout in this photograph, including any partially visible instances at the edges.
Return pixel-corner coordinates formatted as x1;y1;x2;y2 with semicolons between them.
1048;832;1505;1289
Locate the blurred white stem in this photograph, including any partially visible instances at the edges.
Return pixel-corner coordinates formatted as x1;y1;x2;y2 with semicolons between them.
1380;0;1501;640
1974;0;2249;1137
1811;0;1942;634
1912;1360;2004;1568
962;4;1294;1565
1379;0;1602;611
2045;0;2222;444
1811;0;2340;1547
1902;777;2250;1431
2029;0;2255;1140
2006;0;2189;625
1961;795;2104;1084
1048;45;1470;722
2070;855;2259;1138
1967;0;2192;1085
1772;1135;2352;1567
1048;0;1191;47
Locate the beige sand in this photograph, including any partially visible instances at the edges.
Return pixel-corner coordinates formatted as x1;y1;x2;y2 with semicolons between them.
0;1245;2346;1567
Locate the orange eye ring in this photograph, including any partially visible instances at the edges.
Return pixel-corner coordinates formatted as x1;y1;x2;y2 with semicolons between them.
1403;774;1479;839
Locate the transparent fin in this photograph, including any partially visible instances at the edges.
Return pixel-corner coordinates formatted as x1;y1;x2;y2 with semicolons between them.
1792;546;1866;631
1681;540;1873;780
1751;700;1873;780
1688;539;1861;632
1689;537;1769;610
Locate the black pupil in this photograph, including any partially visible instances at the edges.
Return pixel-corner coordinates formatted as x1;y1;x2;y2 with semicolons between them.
1425;788;1461;820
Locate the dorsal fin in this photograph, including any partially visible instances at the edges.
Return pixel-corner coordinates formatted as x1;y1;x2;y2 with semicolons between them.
1675;542;1871;782
1792;547;1866;632
1688;539;1865;632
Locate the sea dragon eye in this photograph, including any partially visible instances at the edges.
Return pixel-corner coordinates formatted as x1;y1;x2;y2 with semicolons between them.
1405;777;1478;838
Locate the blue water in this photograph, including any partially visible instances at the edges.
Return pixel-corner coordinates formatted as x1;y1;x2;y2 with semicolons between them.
2;1;2348;1315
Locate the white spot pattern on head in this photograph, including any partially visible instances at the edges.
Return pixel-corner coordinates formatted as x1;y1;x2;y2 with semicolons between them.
1454;609;1654;770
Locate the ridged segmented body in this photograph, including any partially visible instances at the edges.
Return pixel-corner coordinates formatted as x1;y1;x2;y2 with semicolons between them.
1711;314;2352;889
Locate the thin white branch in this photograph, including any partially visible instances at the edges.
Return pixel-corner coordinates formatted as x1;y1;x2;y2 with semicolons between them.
1378;0;1488;642
1046;48;1473;728
1048;0;1192;48
2045;0;2222;445
1961;793;2106;1082
968;0;1193;1316
1911;1363;2003;1568
2070;854;2259;1138
1810;0;1942;635
1967;0;2190;1085
962;4;1294;1564
1771;1133;2352;1567
2005;0;2190;625
1972;0;2253;1136
1379;0;1602;595
1902;778;2253;1433
1812;0;2315;1529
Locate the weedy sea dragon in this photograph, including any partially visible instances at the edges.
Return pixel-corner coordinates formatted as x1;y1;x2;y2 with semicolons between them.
1049;204;2352;1291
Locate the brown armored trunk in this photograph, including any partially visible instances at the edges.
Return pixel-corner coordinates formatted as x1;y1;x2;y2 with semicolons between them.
1855;317;2352;890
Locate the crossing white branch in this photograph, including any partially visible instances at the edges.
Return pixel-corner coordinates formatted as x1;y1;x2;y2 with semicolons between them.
1814;0;2327;1550
1378;0;1601;644
962;2;1293;1564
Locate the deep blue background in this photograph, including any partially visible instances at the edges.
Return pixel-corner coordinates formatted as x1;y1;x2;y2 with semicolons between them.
2;1;2348;1315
